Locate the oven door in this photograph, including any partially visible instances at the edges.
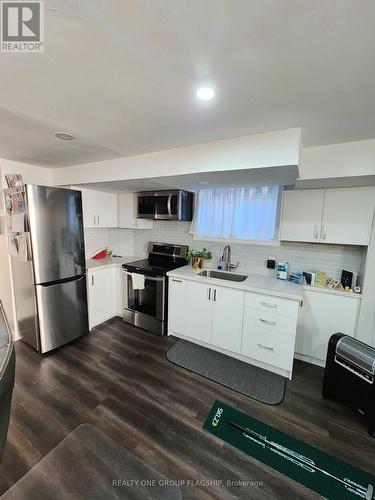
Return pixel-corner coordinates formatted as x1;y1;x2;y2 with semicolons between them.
123;272;165;335
154;191;179;220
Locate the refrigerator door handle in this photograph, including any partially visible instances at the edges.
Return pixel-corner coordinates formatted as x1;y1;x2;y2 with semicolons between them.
39;274;86;287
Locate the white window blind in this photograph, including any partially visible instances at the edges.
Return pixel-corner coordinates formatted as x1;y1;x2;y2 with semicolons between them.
190;186;280;241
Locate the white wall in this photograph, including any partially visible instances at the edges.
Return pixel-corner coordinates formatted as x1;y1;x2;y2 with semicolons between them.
300;138;375;180
357;214;375;346
0;159;52;338
51;128;301;186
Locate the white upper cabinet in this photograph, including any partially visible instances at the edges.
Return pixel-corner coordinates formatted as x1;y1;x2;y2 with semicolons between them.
97;191;118;227
80;188;96;227
321;188;375;245
280;189;325;243
280;187;375;245
118;193;153;229
81;188;118;228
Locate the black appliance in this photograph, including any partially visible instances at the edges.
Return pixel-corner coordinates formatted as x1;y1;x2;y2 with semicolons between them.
0;302;15;463
322;333;375;436
341;269;358;290
137;190;194;221
122;242;188;335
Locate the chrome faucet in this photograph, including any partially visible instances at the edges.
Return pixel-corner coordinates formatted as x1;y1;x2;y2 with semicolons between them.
220;245;239;271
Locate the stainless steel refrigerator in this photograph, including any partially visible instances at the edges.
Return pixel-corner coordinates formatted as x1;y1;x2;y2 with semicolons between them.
11;185;88;353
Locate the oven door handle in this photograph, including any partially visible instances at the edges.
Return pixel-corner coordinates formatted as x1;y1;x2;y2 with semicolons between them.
123;270;164;282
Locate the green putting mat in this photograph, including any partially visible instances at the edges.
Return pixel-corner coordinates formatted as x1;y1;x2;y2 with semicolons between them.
204;401;375;500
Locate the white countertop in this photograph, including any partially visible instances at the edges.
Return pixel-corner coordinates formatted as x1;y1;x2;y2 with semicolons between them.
167;265;304;302
302;284;362;299
87;259;362;301
86;256;142;270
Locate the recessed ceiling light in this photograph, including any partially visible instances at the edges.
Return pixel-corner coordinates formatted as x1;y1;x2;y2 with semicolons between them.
195;87;216;101
55;132;74;140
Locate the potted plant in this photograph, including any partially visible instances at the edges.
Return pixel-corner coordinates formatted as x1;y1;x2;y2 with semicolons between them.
187;248;212;269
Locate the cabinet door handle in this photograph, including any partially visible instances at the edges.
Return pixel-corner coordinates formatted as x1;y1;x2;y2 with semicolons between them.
98;215;100;226
260;301;277;309
91;275;94;286
208;288;211;300
213;289;217;301
259;318;276;326
93;216;96;225
313;224;319;239
257;343;274;351
320;225;327;240
171;279;183;283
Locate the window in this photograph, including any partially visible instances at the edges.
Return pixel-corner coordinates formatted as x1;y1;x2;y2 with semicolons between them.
190;186;280;241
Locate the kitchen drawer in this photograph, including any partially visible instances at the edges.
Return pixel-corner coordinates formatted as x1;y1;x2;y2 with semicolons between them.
244;292;299;318
243;307;297;336
242;324;295;371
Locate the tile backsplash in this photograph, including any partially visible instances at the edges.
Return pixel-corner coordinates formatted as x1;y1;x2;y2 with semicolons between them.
86;221;366;282
84;228;134;258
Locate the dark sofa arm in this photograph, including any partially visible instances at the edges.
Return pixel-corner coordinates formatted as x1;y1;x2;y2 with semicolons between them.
0;302;15;463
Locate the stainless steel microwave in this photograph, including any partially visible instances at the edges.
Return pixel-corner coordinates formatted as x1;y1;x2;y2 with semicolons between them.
137;190;194;221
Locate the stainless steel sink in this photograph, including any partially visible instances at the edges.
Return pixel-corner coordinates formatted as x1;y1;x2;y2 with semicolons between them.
198;270;248;282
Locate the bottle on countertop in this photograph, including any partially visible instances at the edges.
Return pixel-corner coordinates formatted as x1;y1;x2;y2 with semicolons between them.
276;261;289;280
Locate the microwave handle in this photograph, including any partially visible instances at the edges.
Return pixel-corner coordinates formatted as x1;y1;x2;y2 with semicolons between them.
167;194;172;216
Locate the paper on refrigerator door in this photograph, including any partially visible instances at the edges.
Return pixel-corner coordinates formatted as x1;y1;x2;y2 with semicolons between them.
7;233;29;261
9;212;25;233
17;233;29;261
7;235;18;257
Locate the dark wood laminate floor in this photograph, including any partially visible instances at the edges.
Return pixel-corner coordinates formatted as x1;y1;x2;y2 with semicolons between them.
0;318;374;499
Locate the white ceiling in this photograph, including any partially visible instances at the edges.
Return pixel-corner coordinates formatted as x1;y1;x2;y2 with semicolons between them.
1;0;375;167
78;165;299;192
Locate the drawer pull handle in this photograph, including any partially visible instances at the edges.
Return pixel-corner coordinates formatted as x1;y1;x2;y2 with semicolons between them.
171;279;183;283
260;301;277;309
257;343;274;351
260;318;276;326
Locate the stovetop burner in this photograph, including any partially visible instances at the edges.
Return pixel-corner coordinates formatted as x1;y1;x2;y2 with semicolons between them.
122;258;186;277
122;242;189;277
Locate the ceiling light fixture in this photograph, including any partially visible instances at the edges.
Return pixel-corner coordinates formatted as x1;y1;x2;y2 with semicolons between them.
55;132;74;140
195;87;216;101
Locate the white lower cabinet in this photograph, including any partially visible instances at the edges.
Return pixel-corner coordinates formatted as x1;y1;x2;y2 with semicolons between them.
211;287;244;353
185;281;213;344
295;290;360;365
242;325;295;372
241;291;299;376
87;267;117;329
115;267;124;317
168;278;187;335
168;278;244;353
168;278;300;378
